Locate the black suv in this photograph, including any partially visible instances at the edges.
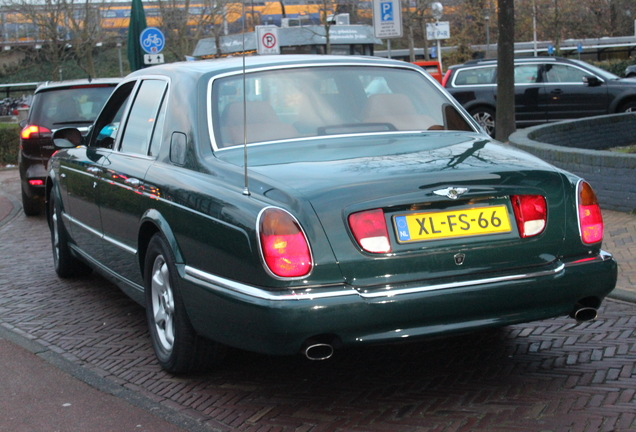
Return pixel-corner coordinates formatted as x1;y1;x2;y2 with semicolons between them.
19;79;119;215
443;57;636;137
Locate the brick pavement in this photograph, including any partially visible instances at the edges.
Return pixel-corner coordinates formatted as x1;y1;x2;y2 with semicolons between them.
2;166;636;432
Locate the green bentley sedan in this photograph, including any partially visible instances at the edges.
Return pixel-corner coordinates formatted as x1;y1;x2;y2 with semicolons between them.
46;55;617;373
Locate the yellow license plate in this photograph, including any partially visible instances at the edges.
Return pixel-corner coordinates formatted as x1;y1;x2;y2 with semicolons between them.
394;206;512;243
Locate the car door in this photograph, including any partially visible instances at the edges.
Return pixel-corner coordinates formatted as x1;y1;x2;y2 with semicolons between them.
542;63;609;120
509;63;547;126
97;78;169;286
56;144;110;263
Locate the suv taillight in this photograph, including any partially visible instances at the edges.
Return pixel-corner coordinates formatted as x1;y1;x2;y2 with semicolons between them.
20;125;52;140
577;181;603;244
441;69;453;87
259;208;312;278
511;195;547;238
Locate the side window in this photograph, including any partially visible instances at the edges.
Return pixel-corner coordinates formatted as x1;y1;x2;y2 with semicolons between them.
454;67;496;86
90;82;136;149
119;79;168;155
544;64;587;84
514;65;539;84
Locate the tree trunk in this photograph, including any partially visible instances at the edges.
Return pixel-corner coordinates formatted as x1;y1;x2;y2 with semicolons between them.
495;0;515;141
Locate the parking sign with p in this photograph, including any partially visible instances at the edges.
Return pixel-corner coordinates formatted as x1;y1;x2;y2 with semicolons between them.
373;0;402;38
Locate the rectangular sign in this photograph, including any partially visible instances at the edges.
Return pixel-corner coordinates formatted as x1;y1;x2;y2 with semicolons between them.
256;25;280;55
144;54;165;65
394;206;512;243
426;21;450;40
372;0;402;39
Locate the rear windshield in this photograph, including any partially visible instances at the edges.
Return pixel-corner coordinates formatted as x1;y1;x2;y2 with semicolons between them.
29;85;116;130
211;65;476;149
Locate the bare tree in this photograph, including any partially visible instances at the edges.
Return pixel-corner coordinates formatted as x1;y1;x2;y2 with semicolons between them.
158;0;233;60
5;0;70;80
63;0;107;78
495;0;515;141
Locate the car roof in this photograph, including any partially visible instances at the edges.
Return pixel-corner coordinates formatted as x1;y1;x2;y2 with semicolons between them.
35;78;121;93
455;56;573;68
125;55;421;81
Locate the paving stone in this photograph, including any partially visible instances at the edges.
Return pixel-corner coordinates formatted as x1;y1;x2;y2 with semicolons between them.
2;168;636;431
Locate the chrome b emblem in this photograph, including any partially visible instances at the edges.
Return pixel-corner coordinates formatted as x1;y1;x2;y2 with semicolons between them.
454;253;466;265
433;187;469;200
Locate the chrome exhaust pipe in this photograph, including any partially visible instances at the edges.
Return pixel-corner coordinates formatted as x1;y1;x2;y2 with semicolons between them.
304;343;334;361
573;307;598;322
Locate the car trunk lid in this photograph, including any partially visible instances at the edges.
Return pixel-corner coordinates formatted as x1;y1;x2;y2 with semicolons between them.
221;132;568;287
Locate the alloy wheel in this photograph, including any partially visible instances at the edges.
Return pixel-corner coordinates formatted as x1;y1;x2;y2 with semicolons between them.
151;255;175;352
472;111;495;136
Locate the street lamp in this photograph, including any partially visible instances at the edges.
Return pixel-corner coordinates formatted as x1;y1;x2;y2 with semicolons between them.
430;2;443;71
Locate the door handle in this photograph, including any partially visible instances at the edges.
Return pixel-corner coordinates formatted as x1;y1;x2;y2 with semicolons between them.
550;89;563;95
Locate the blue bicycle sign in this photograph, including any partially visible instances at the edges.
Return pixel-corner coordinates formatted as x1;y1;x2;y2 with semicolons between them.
140;27;165;54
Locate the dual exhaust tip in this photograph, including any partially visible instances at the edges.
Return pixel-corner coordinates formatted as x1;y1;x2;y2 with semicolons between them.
572;306;598;322
302;336;338;361
571;297;600;323
303;300;600;360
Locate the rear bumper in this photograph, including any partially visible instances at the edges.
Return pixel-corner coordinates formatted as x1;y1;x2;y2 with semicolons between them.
180;251;617;356
19;152;48;198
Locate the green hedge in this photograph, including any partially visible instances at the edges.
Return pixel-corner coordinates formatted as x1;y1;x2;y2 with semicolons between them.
0;123;20;166
590;58;635;77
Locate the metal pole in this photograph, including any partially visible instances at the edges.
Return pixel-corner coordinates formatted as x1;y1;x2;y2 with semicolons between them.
117;43;123;77
437;38;442;71
533;0;537;57
485;15;490;58
387;39;391;59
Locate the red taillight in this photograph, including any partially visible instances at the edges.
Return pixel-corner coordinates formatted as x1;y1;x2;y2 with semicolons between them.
511;195;547;238
20;125;51;140
578;181;603;244
259;208;312;278
28;179;44;186
348;208;392;253
441;69;453;87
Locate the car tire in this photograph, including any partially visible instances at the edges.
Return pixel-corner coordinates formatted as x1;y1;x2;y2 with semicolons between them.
21;187;41;216
619;100;636;113
470;107;496;137
49;191;92;278
145;233;226;374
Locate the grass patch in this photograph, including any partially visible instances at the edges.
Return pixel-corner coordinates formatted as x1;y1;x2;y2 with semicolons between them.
608;144;636;154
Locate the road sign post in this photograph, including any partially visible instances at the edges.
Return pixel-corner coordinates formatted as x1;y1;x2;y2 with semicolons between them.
426;21;450;72
372;0;402;58
256;26;280;55
140;27;165;65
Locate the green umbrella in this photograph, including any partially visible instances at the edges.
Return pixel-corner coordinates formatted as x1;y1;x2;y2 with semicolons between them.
127;0;147;72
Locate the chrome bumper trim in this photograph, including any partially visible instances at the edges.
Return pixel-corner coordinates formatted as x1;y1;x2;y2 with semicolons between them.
184;251;612;302
357;263;566;299
184;266;356;301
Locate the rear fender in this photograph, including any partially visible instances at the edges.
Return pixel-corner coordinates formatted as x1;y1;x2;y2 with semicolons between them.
138;209;185;278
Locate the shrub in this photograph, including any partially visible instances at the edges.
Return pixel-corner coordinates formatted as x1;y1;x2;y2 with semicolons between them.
0;123;20;166
589;58;635;77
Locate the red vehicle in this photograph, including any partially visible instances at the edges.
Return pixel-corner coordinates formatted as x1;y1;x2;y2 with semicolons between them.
412;61;443;83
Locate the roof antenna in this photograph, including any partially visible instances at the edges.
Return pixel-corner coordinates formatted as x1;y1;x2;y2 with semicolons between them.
241;0;250;197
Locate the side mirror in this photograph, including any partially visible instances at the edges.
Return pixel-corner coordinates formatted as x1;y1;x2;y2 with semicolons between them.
583;75;601;87
53;127;83;149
